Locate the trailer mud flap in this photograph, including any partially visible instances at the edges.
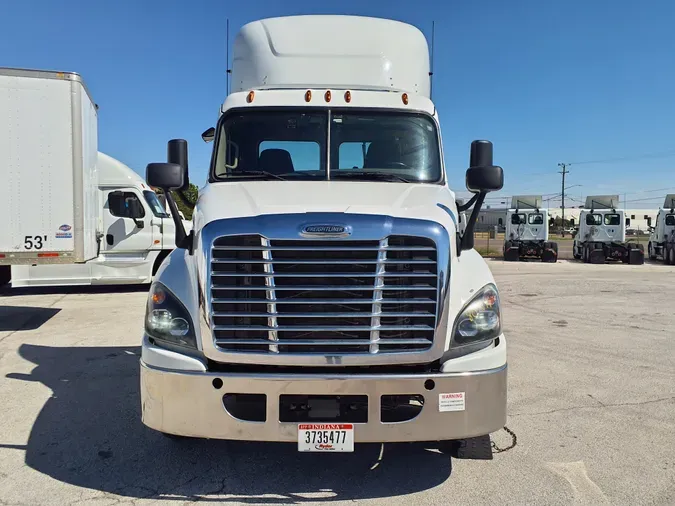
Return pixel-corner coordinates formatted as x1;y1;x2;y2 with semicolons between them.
504;247;520;262
590;249;606;264
628;249;644;265
542;249;557;263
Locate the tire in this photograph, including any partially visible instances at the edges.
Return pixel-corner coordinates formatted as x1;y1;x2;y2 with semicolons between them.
648;243;656;261
665;246;672;265
583;245;589;263
669;246;675;266
573;242;581;260
439;435;493;460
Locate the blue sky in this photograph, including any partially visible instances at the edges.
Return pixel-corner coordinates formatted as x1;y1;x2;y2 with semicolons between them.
2;0;675;208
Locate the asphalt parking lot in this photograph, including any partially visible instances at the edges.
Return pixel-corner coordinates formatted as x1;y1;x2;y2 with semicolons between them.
0;260;673;505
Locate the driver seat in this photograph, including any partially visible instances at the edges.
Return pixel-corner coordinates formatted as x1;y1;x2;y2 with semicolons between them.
363;140;402;169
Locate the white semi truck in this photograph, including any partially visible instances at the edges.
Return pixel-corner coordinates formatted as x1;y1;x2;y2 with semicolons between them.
572;195;644;264
0;67;190;287
647;194;675;264
503;195;557;262
139;15;507;456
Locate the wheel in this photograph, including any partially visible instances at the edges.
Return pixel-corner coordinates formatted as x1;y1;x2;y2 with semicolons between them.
573;242;581;260
665;246;672;265
669;245;675;265
583;245;590;263
648;243;656;261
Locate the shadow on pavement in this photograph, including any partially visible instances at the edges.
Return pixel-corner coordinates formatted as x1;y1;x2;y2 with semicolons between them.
7;344;452;502
0;306;61;332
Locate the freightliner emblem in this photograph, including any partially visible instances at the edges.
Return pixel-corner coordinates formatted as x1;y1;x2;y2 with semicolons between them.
301;224;350;237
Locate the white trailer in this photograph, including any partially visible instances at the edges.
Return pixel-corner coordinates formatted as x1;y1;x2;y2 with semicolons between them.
647;194;675;264
139;15;507;458
573;195;644;264
503;195;557;262
0;67;191;287
0;68;100;265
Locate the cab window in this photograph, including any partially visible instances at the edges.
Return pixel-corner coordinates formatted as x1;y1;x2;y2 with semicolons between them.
511;213;526;225
528;213;544;225
108;192;145;218
604;213;620;226
586;213;602;226
666;214;675;226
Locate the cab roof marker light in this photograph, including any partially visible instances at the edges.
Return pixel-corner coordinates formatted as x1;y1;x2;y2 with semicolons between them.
246;91;255;103
305;90;312;102
344;90;351;103
324;90;331;102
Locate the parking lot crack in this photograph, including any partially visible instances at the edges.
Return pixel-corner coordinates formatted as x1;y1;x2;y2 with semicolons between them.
511;395;675;417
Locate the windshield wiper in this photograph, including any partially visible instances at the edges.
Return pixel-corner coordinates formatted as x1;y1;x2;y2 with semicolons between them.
228;171;288;181
331;171;414;183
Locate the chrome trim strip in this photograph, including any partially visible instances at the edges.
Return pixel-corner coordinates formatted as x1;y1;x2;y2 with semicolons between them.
370;238;387;354
261;237;279;353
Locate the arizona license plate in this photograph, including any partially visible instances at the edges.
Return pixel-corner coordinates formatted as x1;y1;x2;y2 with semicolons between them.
297;423;354;452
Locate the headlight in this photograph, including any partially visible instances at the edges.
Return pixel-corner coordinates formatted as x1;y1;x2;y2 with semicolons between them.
145;282;197;349
452;284;501;346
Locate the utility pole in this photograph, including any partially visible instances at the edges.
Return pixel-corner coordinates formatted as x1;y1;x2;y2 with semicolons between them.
558;163;570;236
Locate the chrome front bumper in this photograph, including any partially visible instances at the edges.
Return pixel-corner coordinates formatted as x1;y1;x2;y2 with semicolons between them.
140;360;507;443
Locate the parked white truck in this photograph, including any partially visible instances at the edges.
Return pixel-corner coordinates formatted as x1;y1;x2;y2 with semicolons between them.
647;194;675;264
0;67;190;287
572;195;644;264
503;195;557;262
139;15;507;456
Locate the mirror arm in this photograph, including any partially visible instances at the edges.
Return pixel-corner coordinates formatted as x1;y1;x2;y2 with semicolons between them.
457;194;479;212
460;191;487;252
165;191;193;254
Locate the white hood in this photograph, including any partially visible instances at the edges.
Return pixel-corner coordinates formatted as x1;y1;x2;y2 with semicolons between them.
193;181;458;231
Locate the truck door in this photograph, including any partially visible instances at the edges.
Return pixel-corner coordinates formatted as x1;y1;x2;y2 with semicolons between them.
101;189;155;254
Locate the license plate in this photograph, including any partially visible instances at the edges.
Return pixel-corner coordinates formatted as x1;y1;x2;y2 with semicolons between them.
297;423;354;452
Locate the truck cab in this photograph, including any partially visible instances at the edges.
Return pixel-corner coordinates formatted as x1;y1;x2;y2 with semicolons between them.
573;195;644;264
503;195;557;262
139;15;506;454
8;152;191;287
647;194;675;264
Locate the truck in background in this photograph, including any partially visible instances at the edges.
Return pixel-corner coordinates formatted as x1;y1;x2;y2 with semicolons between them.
139;15;507;457
0;68;190;287
572;195;644;264
503;195;557;262
647;194;675;264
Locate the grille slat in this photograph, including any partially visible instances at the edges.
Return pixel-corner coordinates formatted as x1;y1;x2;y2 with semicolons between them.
210;234;438;354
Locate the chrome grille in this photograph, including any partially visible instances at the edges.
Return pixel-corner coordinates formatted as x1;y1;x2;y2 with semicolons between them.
210;235;438;354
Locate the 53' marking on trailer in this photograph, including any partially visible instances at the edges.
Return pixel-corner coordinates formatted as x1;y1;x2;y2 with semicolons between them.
24;235;48;250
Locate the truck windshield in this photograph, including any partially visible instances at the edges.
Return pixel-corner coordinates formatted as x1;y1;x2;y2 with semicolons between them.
143;190;170;218
212;109;441;183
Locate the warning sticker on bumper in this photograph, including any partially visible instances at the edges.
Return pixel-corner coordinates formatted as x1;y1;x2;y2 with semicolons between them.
439;392;465;412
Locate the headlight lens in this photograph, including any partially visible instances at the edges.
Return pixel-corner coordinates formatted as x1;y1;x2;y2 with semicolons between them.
453;284;501;346
145;282;197;348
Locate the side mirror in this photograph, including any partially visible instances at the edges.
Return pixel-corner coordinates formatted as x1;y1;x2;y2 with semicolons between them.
460;140;504;253
548;217;554;227
646;217;652;227
146;163;184;190
465;140;504;193
202;127;215;143
570;218;575;227
625;218;631;227
167;139;189;190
